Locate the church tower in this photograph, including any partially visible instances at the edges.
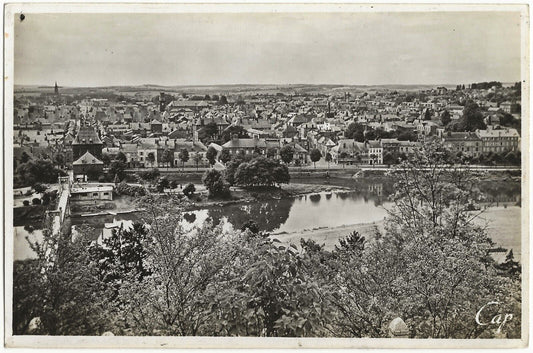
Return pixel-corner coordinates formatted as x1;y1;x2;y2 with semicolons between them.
54;82;59;95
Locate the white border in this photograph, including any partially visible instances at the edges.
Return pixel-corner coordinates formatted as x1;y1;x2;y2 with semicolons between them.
2;1;530;349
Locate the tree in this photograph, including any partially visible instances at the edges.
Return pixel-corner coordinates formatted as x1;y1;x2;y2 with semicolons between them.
193;153;203;171
115;152;127;163
441;110;451;126
220;149;232;164
279;145;294;164
204;122;218;139
218;95;228;105
101;153;111;166
20;152;31;164
33;183;47;194
224;157;243;186
156;177;169;193
310;149;322;168
423;108;432;121
22;200;30;207
374;141;519;338
345;122;365;141
178;149;190;170
452;100;486;131
206;146;218;166
337;152;350;168
336;231;365;253
138;168;160;182
90;222;152;284
146;152;156;167
266;148;277;159
161;149;174;169
325;152;332;169
221;125;248;143
383;151;396;166
241;220;260;234
202;169;230;198
108;161;127;181
183;183;196;198
234;157;290;188
54;153;66;168
14;160;66;188
16;220;116;335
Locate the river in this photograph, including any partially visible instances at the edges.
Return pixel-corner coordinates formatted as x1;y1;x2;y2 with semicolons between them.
13;178;521;261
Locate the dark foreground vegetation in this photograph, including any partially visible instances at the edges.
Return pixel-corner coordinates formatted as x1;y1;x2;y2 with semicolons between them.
13;143;521;338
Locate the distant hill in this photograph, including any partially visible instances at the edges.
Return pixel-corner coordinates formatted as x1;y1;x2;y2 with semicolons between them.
13;83;461;95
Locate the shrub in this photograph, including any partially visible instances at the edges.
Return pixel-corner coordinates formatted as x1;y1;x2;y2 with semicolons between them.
33;183;47;194
32;198;41;205
183;183;196;198
138;168;160;181
23;200;30;207
115;181;146;196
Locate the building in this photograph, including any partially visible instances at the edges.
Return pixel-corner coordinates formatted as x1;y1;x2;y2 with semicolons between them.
72;125;103;160
72;151;104;181
70;184;114;201
499;102;513;114
221;135;268;155
476;127;520;153
330;139;366;164
441;132;483;157
365;140;383;165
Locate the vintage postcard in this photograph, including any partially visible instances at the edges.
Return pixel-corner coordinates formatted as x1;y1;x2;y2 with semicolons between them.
3;2;530;349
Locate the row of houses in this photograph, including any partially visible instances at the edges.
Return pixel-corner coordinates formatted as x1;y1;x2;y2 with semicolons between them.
441;127;520;157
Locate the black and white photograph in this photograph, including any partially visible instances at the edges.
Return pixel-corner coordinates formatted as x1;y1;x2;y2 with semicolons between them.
3;2;529;349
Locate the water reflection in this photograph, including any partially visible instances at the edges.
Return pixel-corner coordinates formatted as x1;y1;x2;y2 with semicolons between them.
13;178;522;260
207;197;295;232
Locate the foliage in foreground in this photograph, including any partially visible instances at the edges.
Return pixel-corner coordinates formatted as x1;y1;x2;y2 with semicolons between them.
13;143;521;338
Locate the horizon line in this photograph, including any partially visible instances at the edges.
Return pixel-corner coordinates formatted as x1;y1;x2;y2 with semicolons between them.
14;81;519;89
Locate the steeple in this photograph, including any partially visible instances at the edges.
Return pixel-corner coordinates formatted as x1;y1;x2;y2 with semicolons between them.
54;82;59;95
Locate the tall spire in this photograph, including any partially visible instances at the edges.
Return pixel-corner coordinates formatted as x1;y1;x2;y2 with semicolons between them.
54;82;59;95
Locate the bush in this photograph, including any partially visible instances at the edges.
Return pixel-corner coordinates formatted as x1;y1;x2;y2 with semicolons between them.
157;177;170;193
42;193;51;206
33;183;47;193
32;198;41;205
115;181;146;196
170;180;178;189
138;168;160;182
183;183;196;198
22;200;30;207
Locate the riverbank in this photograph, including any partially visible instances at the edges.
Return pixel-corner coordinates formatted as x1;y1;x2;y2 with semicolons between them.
183;182;352;210
273;206;521;261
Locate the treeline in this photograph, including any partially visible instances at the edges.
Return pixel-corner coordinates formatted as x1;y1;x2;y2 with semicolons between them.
471;81;503;90
13;142;521;338
14;158;66;189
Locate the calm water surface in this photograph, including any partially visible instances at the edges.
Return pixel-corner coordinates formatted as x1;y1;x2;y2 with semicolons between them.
14;178;521;260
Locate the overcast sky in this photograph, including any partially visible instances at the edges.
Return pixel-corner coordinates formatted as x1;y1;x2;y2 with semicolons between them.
14;11;522;87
